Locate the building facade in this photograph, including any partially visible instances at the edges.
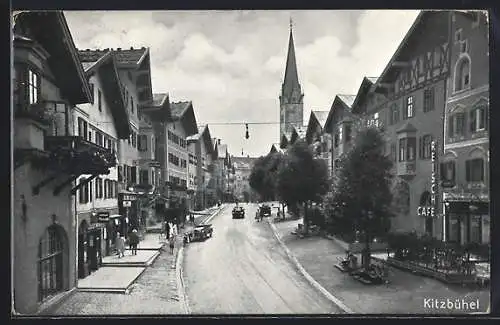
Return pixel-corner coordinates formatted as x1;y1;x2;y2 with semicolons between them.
352;11;452;238
231;157;258;202
73;51;130;280
442;12;489;245
13;12;97;314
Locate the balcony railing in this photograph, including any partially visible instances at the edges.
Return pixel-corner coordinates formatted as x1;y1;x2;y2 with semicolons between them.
396;161;416;178
44;136;117;174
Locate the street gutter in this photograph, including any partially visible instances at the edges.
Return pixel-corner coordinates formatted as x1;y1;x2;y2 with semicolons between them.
266;219;354;314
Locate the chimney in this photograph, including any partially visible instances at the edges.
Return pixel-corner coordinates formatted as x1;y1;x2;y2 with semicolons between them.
117;48;121;51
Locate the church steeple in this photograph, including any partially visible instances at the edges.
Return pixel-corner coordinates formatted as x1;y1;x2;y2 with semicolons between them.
282;18;301;100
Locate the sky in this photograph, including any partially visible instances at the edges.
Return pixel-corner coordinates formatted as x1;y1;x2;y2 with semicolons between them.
64;10;420;158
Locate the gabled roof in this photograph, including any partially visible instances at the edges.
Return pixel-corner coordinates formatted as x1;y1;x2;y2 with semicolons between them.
78;47;149;68
186;124;215;158
324;94;357;133
305;110;329;144
351;77;379;114
80;51;130;139
170;101;198;136
14;11;93;104
140;92;171;121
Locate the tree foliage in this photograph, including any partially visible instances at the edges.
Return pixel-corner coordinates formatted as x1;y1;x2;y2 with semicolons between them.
249;152;285;201
276;140;330;206
326;127;394;238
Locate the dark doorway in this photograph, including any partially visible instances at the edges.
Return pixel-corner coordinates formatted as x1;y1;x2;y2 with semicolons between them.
77;220;88;279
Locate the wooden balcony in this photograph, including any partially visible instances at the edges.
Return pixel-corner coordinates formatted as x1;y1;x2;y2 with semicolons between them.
44;136;117;174
396;161;416;178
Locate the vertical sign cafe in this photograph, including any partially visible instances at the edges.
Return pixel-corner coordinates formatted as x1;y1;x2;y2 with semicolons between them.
430;140;437;218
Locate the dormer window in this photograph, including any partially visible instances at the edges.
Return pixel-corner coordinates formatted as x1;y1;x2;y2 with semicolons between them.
454;57;470;92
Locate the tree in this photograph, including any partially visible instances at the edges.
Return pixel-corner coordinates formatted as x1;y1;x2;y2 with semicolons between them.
249;152;285;201
330;126;394;268
276;140;330;234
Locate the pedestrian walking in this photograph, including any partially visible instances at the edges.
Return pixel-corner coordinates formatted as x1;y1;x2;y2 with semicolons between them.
129;229;139;255
115;232;125;258
169;235;175;254
165;222;171;240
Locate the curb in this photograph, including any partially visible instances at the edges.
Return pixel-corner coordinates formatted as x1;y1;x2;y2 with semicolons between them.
200;205;226;225
176;246;191;314
267;220;354;314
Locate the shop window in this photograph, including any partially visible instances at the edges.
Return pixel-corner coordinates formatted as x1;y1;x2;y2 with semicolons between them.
38;226;64;302
140;170;149;185
399;137;416;162
423;87;435;112
466;158;484;182
448;113;465;138
454;57;470;92
469;104;487;133
419;134;433;160
470;216;482;244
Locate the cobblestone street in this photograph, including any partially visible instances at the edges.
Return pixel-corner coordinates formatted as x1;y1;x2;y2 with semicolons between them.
51;236;185;315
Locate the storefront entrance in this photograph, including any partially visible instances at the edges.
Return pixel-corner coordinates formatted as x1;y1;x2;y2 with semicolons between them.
446;201;489;244
77;220;88;279
38;225;66;302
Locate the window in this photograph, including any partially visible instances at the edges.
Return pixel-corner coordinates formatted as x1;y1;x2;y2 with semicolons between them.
140;170;149;184
89;180;93;202
131;96;134;114
404;96;414;119
103;179;108;199
90;83;94;103
466;158;484;182
455;29;462;43
448;113;465;138
78;118;87;138
107;139;112;151
470;105;487;133
390;104;400;125
95;178;102;199
419;135;433;160
28;69;40;105
373;113;380;128
399;137;416;161
138;135;148;152
98;90;102;112
131;131;137;148
152;170;156;186
455;58;470;92
440;160;456;185
78;178;85;204
338;126;343;142
96;132;103;147
423;88;435;112
118;166;123;182
130;166;137;183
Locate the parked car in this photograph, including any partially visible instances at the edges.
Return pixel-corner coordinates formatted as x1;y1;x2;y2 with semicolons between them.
259;204;271;217
232;206;245;219
188;224;213;242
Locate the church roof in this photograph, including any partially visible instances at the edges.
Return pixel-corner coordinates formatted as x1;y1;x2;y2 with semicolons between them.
282;25;301;99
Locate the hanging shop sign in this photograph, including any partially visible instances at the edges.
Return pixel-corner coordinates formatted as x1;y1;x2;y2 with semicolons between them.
122;201;132;207
430;140;438;218
417;206;435;217
97;211;110;223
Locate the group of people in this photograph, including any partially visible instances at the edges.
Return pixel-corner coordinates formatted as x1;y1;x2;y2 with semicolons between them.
114;229;140;258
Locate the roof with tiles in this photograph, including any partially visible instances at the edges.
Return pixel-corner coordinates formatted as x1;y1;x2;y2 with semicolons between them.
337;94;356;109
311;110;329;128
77;47;148;66
152;93;169;107
170;101;191;118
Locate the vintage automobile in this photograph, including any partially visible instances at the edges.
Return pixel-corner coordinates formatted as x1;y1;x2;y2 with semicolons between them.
188;224;213;242
232;206;245;219
259;204;272;217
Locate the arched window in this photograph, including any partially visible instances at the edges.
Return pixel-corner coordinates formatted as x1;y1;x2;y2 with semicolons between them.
38;226;64;302
455;57;470;92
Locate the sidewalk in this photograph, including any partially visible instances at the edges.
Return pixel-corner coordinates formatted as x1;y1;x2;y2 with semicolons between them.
51;233;186;315
268;217;490;314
